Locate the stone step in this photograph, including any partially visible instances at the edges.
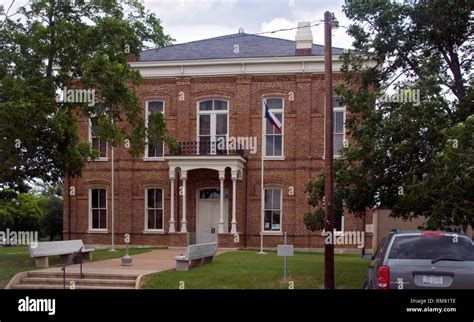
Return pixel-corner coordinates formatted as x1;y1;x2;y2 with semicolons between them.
11;283;134;290
27;271;137;281
20;277;136;287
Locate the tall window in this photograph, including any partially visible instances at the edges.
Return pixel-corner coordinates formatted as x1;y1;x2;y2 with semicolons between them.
197;99;228;154
333;96;346;156
264;188;282;232
90;188;107;230
145;188;164;230
264;98;284;157
146;101;164;158
89;119;107;159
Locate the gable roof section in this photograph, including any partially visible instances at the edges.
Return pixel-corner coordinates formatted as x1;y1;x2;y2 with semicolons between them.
139;33;345;62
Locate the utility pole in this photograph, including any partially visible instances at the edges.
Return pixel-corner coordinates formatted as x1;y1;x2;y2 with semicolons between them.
324;10;337;289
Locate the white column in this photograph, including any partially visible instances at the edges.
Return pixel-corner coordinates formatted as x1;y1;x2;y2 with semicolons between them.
218;171;225;233
180;172;187;233
169;172;175;233
230;172;237;234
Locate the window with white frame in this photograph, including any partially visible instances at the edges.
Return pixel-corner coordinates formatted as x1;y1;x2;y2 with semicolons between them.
90;188;107;230
145;188;164;230
146;101;165;158
89;119;107;159
264;98;284;157
333;96;346;157
263;188;282;232
197;99;228;155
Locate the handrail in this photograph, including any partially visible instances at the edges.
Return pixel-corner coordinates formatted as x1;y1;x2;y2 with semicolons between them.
168;141;245;157
71;247;84;279
61;247;85;289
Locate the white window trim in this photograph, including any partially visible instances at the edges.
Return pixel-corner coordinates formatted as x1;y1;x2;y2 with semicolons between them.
88;119;108;161
196;99;230;155
333;106;346;159
262;97;284;159
144;187;165;232
144;100;165;161
88;188;108;232
262;187;283;233
322;96;347;159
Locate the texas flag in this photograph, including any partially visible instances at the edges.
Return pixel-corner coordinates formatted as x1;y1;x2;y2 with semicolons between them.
264;102;282;132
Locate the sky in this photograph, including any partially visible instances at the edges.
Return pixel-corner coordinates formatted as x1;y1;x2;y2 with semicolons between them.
145;0;354;48
0;0;355;49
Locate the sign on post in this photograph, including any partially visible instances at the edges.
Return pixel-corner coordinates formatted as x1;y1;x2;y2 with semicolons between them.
277;232;294;280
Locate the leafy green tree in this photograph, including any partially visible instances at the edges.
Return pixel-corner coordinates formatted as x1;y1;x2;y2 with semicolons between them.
40;194;63;241
36;181;64;240
0;193;44;232
0;0;176;200
305;0;473;231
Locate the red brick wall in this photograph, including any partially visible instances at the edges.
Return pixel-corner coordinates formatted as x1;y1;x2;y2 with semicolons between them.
64;73;372;250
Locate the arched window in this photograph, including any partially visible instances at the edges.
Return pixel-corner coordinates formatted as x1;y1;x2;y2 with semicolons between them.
197;99;229;154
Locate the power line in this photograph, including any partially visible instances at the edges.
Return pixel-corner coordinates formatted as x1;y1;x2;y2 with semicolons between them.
142;20;327;52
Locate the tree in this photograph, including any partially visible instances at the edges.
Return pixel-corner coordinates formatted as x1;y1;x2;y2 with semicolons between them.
37;181;64;240
0;193;44;232
0;0;177;200
305;0;473;231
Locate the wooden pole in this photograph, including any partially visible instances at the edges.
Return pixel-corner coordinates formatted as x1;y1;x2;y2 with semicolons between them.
324;10;335;289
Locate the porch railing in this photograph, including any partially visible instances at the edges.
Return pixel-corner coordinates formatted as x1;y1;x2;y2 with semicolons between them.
168;141;244;157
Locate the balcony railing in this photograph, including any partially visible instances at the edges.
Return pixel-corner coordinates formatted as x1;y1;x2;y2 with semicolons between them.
168;141;245;157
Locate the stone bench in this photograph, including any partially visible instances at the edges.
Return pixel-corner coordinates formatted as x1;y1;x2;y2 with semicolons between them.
28;240;94;268
174;242;218;271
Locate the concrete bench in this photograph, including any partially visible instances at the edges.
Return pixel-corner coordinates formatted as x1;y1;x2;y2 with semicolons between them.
28;240;94;268
174;242;218;271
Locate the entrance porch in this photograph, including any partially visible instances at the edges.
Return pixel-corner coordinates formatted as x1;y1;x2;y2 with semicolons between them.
167;154;246;246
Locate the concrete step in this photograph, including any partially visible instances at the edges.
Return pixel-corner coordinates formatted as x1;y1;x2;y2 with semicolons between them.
27;271;137;281
11;283;134;290
20;277;136;287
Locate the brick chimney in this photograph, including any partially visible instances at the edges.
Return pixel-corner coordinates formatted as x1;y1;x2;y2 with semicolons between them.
295;21;313;56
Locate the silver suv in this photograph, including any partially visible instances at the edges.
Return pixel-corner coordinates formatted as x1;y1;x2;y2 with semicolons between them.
363;230;474;289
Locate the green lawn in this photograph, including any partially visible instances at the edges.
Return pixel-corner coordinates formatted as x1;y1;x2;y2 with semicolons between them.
0;246;155;288
144;250;369;289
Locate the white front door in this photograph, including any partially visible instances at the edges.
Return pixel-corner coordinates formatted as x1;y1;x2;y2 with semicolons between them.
197;188;228;244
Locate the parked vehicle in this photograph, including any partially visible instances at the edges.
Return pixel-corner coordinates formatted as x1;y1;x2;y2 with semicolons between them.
363;230;474;289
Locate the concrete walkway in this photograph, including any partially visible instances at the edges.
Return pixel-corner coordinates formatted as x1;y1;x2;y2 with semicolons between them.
7;247;234;289
40;248;187;276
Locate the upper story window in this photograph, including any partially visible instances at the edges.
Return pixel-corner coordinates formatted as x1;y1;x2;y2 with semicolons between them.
197;99;228;154
333;96;346;157
90;188;107;230
264;98;284;157
146;101;165;159
89;119;107;160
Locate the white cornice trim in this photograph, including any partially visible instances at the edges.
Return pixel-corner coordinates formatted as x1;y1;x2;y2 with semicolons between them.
130;55;341;67
129;55;345;78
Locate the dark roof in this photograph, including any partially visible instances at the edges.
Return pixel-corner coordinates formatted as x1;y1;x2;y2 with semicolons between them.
139;33;345;62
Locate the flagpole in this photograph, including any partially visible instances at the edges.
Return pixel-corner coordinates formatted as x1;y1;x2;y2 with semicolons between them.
258;100;266;255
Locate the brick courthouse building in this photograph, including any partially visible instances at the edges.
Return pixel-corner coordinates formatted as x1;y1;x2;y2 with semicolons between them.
64;23;373;251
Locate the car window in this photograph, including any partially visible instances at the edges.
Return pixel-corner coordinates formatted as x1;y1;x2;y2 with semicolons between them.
375;235;389;259
388;235;474;260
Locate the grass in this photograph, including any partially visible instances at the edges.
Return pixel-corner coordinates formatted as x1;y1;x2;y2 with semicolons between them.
143;250;369;289
0;246;155;288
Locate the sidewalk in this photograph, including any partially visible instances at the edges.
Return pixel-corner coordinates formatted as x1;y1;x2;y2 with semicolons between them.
40;248;187;276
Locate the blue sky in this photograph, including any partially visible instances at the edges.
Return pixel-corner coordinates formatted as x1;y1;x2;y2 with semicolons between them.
0;0;355;49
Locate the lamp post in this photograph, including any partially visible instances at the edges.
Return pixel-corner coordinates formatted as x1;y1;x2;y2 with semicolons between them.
324;10;338;289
